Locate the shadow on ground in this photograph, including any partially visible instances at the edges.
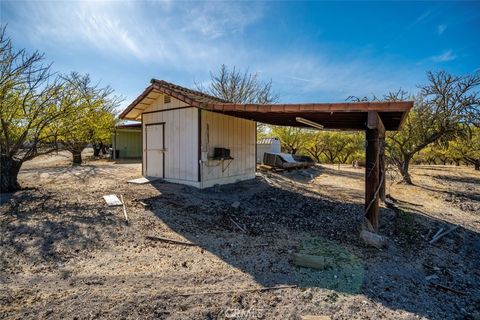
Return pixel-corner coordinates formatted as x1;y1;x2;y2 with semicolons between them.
144;176;480;319
18;164;113;183
319;166;365;179
0;188;124;272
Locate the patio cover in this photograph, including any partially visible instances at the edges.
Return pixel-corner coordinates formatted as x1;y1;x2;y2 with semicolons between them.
119;79;413;131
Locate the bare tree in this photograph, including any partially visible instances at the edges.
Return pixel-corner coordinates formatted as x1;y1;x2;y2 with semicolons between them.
0;26;70;192
387;71;479;184
197;64;278;104
196;65;279;137
0;27;119;192
350;72;479;184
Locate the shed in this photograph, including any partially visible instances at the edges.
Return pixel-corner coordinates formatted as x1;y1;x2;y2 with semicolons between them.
120;79;413;229
112;123;142;160
256;137;281;163
120;80;256;188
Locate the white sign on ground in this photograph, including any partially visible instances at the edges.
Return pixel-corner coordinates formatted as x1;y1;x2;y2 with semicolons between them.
103;194;123;206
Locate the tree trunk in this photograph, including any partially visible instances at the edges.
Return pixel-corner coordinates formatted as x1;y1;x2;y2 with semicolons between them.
93;144;101;157
66;143;87;165
72;150;83;165
398;155;413;184
0;155;22;193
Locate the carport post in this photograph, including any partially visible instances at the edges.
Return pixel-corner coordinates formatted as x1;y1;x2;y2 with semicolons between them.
365;111;385;230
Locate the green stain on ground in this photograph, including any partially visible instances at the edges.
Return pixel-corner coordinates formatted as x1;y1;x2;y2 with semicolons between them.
294;237;364;294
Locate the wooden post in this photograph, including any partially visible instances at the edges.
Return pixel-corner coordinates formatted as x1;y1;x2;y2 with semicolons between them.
365;112;385;230
379;127;386;202
379;149;386;202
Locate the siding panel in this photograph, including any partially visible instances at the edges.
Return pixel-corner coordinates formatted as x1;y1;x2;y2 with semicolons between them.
143;106;198;182
201;111;256;185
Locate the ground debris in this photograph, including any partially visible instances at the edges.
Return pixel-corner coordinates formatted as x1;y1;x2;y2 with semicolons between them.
429;225;459;244
429;282;466;295
360;230;387;248
175;285;297;297
145;235;196;246
2;153;479;320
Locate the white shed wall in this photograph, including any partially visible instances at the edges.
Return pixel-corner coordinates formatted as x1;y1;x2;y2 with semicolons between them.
143;106;199;185
143;94;189;113
200;110;256;188
141;96;256;188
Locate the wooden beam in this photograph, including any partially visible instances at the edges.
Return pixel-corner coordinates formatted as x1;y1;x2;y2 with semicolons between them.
379;143;386;202
369;111;387;202
367;110;385;132
365;111;385;230
365;126;379;229
216;101;413;114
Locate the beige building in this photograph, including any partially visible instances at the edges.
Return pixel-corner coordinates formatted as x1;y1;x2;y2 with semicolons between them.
120;80;256;188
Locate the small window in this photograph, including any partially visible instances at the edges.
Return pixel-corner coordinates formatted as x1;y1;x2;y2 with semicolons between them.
164;95;171;104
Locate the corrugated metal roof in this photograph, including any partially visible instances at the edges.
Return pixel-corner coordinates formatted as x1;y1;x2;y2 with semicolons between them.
257;137;280;144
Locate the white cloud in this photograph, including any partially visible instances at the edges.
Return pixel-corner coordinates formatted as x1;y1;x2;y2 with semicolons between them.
437;24;447;35
430;50;456;62
7;1;261;65
251;51;421;102
4;1;422;102
11;2;146;60
414;10;432;24
384;10;433;49
182;2;263;39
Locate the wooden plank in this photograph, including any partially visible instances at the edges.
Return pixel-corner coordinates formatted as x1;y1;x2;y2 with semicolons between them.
379;144;386;202
293;253;332;270
429;225;459;244
217;102;412;113
367;111;385;133
120;194;129;224
175;285;297;297
145;235;196;246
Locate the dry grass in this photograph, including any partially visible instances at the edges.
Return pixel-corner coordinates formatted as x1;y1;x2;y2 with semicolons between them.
1;152;479;319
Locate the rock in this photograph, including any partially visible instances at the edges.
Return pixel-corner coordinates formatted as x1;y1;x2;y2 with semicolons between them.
360;230;387;249
425;274;439;281
301;316;331;320
231;201;240;209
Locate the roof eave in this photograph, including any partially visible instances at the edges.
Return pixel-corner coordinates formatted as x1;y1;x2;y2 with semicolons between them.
119;84;156;120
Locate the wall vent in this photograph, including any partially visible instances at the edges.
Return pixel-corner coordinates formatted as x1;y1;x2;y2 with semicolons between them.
164;95;171;104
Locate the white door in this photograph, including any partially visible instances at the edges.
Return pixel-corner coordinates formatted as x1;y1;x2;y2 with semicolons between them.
145;124;164;178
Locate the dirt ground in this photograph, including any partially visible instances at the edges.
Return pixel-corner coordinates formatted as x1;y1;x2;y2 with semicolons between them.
1;151;479;320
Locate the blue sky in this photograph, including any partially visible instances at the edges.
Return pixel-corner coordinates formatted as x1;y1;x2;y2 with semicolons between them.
1;1;479;110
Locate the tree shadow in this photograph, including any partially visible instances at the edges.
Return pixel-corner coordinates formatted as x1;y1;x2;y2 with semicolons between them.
18;164;110;183
413;165;452;171
319;166;365;179
432;174;480;186
111;159;142;165
142;177;479;319
416;183;480;203
0;188;124;273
